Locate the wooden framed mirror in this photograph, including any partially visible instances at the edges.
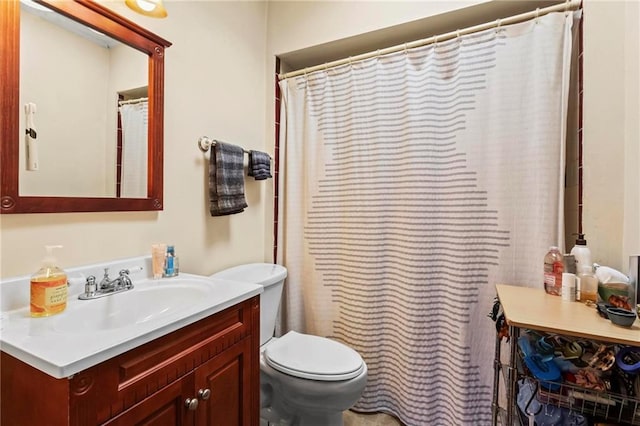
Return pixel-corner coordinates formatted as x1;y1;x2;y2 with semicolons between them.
0;0;171;213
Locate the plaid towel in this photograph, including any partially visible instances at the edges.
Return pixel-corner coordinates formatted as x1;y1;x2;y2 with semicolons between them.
248;150;272;180
209;142;248;216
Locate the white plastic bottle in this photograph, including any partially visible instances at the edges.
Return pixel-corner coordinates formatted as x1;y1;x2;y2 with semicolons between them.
570;233;592;274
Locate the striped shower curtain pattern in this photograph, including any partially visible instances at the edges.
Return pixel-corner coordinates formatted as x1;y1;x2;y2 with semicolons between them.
278;11;576;425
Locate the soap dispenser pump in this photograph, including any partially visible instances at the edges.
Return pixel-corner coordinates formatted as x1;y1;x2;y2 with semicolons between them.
570;233;592;273
30;245;68;317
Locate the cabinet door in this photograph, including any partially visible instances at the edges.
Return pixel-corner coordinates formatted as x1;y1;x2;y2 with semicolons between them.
103;375;195;426
195;338;252;426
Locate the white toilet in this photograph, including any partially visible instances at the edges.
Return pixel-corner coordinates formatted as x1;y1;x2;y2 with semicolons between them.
211;263;367;426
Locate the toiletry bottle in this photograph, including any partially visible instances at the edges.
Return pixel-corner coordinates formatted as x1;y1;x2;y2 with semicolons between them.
164;245;177;277
570;233;592;273
561;272;577;302
151;243;167;279
577;265;598;303
544;246;564;296
30;245;68;317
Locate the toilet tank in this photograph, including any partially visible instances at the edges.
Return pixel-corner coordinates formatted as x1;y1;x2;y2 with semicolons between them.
210;263;287;346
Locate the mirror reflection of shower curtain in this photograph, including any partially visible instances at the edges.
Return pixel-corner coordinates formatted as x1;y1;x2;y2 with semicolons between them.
119;100;148;198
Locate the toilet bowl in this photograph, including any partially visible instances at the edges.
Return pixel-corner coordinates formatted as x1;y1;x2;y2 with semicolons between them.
211;263;367;426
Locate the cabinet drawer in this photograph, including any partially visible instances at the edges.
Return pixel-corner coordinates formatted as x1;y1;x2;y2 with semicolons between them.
73;297;258;424
104;338;253;426
102;375;195;426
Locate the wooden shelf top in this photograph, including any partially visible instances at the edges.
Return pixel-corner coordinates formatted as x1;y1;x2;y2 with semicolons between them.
496;284;639;346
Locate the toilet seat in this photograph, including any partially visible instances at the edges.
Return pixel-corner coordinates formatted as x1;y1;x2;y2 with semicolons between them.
264;331;365;381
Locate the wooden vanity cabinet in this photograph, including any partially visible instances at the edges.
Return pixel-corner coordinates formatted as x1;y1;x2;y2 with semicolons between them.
1;296;260;426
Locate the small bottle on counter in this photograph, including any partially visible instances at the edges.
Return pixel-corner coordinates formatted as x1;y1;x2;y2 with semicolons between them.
562;272;577;302
544;246;564;296
577;265;598;304
151;243;167;279
164;245;179;277
570;233;592;273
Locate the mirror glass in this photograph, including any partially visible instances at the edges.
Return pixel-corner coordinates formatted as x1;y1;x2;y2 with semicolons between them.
19;1;148;198
1;0;171;213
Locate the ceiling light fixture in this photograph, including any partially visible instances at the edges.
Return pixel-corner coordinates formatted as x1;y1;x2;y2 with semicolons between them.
125;0;167;18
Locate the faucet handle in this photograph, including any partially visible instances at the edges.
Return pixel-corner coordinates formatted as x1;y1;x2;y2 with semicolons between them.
118;269;134;289
78;275;98;299
86;276;97;292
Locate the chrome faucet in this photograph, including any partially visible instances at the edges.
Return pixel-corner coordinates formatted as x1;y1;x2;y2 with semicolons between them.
79;268;136;300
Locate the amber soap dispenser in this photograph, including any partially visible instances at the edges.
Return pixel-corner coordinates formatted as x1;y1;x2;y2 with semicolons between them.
30;245;68;317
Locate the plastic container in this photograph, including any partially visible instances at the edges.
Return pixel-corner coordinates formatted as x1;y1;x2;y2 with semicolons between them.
594;264;629;284
595;264;632;309
544;246;564;296
570;233;592;274
561;272;577;302
30;245;68;317
577;266;598;303
151;243;166;279
164;245;178;277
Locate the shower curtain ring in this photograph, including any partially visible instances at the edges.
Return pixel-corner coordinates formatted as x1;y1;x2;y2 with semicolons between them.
456;29;462;43
535;8;540;23
495;18;502;33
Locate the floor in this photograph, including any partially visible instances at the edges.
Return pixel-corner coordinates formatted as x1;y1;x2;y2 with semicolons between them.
260;410;403;425
343;411;403;426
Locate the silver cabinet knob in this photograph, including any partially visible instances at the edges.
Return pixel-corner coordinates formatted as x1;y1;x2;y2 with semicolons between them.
185;398;199;411
198;388;211;400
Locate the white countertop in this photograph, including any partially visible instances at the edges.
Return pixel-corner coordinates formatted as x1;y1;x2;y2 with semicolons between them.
0;257;262;379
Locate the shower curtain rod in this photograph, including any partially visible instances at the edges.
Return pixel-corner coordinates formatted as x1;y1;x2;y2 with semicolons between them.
278;0;581;80
118;97;148;106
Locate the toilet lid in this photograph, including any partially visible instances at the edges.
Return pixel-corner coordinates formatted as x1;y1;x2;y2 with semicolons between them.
264;331;365;381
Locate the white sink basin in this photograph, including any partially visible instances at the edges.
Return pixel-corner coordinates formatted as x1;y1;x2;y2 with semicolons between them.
55;277;215;333
1;258;263;379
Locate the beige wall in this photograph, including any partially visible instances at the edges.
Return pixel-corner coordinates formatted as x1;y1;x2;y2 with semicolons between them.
0;1;269;278
2;0;638;279
268;0;640;272
622;1;640;270
583;0;639;271
20;11;110;197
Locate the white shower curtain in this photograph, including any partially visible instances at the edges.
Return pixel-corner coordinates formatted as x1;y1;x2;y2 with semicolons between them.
278;11;577;425
119;101;148;198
